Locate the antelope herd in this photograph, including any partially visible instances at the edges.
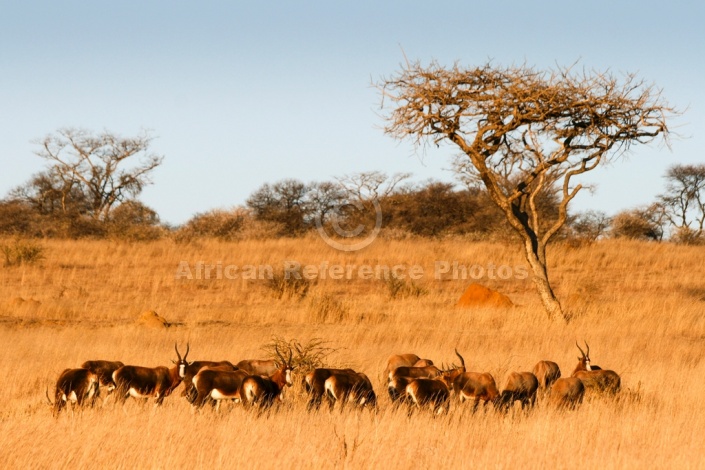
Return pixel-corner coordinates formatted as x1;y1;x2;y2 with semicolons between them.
46;341;622;417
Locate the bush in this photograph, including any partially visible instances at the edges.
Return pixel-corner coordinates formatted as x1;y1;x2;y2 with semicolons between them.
385;275;428;299
1;239;45;266
175;208;247;241
265;270;313;299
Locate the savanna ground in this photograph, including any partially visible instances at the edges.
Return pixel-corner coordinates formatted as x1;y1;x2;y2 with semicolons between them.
0;236;703;469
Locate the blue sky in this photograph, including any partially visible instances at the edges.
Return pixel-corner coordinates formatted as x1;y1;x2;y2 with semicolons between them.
1;1;703;224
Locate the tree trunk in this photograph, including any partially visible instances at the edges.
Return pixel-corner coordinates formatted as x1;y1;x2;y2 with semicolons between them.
523;241;567;322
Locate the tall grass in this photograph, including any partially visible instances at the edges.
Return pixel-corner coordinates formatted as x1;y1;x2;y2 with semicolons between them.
0;237;703;468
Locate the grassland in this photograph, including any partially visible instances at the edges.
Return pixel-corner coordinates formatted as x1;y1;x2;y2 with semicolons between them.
0;236;703;469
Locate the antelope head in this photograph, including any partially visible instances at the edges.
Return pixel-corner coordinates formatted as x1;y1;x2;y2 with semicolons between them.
275;346;295;386
173;342;192;378
576;341;592;371
440;349;467;387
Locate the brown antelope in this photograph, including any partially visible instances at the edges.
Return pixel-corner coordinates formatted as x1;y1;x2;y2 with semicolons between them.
532;360;561;390
236;358;280;377
80;360;124;395
324;371;376;410
383;353;433;379
46;368;99;416
191;368;250;408
239;349;295;409
305;368;358;410
177;346;237;398
550;377;585;409
112;343;188;405
389;364;442;382
572;341;621;395
440;350;500;411
405;377;450;414
496;372;539;412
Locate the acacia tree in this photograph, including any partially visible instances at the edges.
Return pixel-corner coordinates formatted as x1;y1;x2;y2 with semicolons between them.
34;128;163;221
379;61;674;321
659;164;705;240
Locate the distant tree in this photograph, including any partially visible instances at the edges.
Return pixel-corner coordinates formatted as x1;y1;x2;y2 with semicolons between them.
246;179;310;235
33;128;163;221
570;210;611;242
379;60;674;321
611;206;665;241
658;164;705;241
335;171;411;202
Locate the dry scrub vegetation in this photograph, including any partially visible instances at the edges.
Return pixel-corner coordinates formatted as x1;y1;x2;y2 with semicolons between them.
0;237;703;469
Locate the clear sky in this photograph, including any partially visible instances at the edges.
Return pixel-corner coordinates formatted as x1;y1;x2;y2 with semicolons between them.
1;1;703;225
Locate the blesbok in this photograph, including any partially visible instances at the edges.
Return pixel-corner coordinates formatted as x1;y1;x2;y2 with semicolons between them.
80;360;124;395
383;353;434;378
178;352;237;398
324;371;376;410
112;343;188;405
496;372;539;412
239;348;295;409
46;368;99;416
440;350;500;411
550;377;585;409
532;360;561;390
304;367;357;410
191;368;249;408
405;377;450;414
389;364;442;382
572;341;621;395
236;358;280;377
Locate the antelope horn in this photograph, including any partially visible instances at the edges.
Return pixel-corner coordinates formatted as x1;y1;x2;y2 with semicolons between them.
454;349;465;368
576;341;586;358
274;345;284;365
45;387;53;406
288;349;293;367
174;342;182;362
184;342;190;361
584;341;590;357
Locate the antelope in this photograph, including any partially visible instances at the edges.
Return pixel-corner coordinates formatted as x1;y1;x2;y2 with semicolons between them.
191;368;250;408
236;359;280;377
80;360;124;397
550;377;585;409
383;353;434;379
239;348;295;409
389;364;442;382
405;377;450;414
532;360;561;390
304;368;357;410
112;343;188;405
324;371;376;410
440;350;499;411
178;351;237;398
46;368;99;416
572;341;621;395
496;372;539;412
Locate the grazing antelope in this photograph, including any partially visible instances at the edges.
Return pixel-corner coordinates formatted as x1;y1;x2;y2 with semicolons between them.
440;350;500;412
383;353;433;378
324;371;376;410
46;368;99;416
239;348;295;409
572;341;621;395
496;372;539;412
112;343;188;405
191;368;250;408
304;368;357;410
532;360;561;390
389;364;442;382
550;377;585;409
236;358;280;377
405;378;450;414
80;360;124;395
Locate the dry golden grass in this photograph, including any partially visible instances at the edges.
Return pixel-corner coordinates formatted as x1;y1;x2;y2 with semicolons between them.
0;236;704;469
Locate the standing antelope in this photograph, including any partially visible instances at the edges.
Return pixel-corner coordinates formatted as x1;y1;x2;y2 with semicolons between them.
305;368;358;410
177;349;237;399
440;350;499;411
532;360;561;390
112;343;188;405
46;368;99;416
550;377;585;409
383;353;434;379
572;341;621;395
496;372;539;412
191;368;250;408
324;371;376;410
405;378;450;414
239;348;294;409
236;358;280;377
80;360;124;394
388;364;442;403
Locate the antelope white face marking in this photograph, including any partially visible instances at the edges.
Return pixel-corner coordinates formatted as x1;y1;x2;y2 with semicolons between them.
586;359;592;371
285;370;292;385
179;364;186;378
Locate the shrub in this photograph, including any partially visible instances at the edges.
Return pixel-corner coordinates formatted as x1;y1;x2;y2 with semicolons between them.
1;239;45;266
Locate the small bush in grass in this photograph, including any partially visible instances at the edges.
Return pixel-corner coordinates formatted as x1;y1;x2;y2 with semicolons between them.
265;270;313;299
260;337;337;374
385;275;428;299
1;239;45;266
307;292;350;323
